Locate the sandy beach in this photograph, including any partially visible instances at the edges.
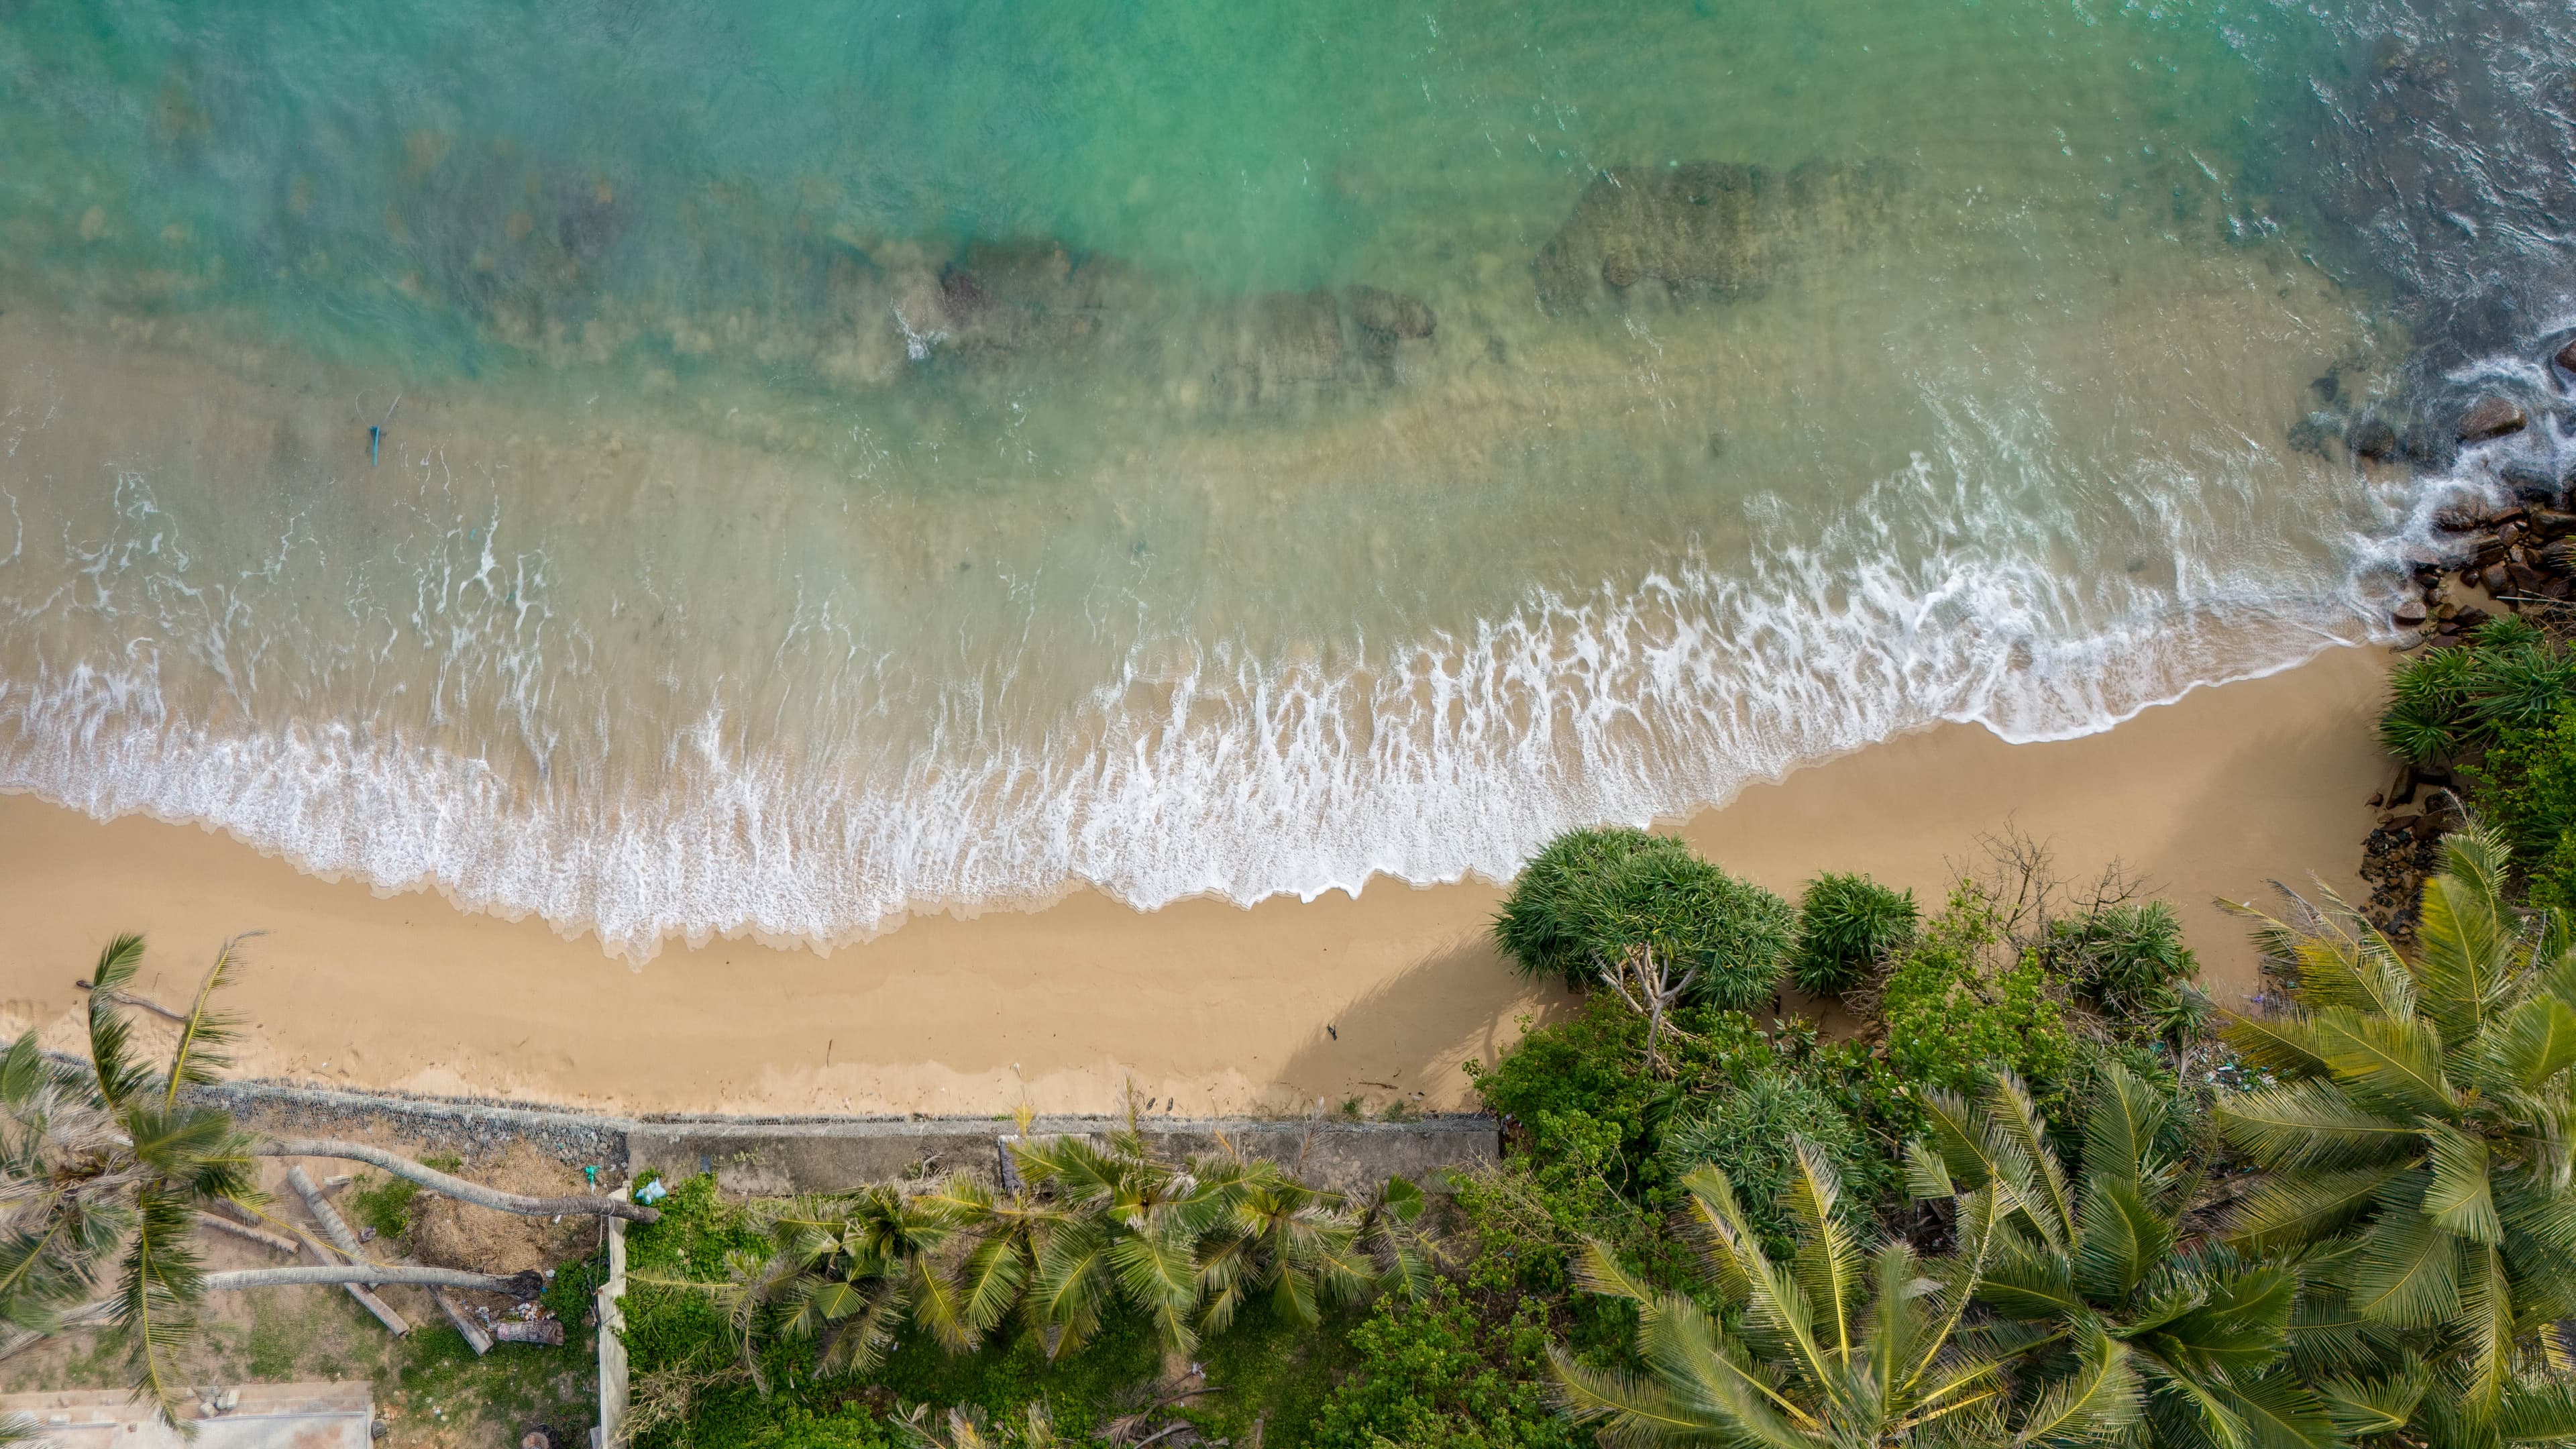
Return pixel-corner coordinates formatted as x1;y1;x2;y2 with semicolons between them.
0;643;2391;1119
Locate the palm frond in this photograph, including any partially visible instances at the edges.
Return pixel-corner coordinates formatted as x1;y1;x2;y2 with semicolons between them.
2422;1122;2502;1244
85;935;150;1110
2343;1199;2459;1328
162;935;254;1107
2012;1329;2141;1448
2223;1165;2408;1254
2413;828;2516;1041
2215;1080;2423;1171
2081;1065;2168;1190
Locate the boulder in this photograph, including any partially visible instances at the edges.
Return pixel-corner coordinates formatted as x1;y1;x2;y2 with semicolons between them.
2393;598;2429;625
2542;537;2576;574
1346;286;1436;340
2459;395;2528;443
2557;335;2576;374
2350;419;2400;460
2432;505;2489;533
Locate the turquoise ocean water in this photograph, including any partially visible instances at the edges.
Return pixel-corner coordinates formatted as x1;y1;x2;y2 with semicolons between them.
0;0;2564;955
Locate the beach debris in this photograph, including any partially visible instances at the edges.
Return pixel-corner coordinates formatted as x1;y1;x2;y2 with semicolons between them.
1325;1024;1336;1040
633;1179;669;1205
492;1317;568;1347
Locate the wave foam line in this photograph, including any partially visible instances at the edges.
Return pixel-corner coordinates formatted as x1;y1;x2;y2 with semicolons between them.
0;504;2404;963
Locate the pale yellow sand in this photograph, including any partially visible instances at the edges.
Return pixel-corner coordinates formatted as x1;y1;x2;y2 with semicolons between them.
0;644;2390;1118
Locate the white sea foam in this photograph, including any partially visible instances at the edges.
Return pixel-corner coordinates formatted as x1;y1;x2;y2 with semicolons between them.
0;429;2421;962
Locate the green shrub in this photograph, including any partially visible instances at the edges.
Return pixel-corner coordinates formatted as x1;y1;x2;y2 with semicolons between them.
2046;902;2194;1008
1790;873;1918;997
1491;827;1792;1008
1308;1281;1580;1449
1878;886;2072;1095
1655;1069;1882;1252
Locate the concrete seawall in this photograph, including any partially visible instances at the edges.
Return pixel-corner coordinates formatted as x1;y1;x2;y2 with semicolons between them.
627;1114;1499;1195
195;1081;1499;1195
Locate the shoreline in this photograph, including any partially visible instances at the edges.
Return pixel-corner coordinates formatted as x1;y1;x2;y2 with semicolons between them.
0;643;2392;1119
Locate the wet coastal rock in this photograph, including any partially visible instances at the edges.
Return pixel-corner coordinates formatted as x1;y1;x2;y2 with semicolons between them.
2457;394;2528;443
1530;160;1884;315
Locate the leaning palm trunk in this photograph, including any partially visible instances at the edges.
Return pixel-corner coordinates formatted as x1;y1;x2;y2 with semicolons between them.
259;1138;657;1222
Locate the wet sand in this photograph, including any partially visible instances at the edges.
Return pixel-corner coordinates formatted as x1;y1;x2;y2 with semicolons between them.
0;644;2390;1118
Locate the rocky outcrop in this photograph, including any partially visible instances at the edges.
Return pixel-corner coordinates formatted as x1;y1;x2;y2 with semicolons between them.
1531;161;1884;315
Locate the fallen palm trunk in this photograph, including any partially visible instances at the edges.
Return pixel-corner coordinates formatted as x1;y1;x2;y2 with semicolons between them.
289;1166;411;1335
199;1265;546;1295
196;1210;300;1255
263;1138;659;1222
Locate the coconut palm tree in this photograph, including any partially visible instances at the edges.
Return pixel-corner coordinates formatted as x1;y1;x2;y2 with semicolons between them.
1003;1126;1237;1357
1910;1065;2330;1449
1193;1159;1380;1335
717;1184;974;1383
2219;826;2576;1446
1551;1142;2129;1448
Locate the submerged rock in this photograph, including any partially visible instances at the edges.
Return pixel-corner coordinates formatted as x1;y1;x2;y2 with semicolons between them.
2458;394;2528;443
2556;336;2576;375
1531;160;1883;315
2351;419;2401;460
933;238;1107;355
1347;285;1436;340
1208;289;1348;405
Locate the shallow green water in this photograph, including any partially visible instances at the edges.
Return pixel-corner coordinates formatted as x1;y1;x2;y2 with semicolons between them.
0;0;2511;953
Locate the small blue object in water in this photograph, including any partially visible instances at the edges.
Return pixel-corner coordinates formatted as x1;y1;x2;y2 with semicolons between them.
368;425;382;467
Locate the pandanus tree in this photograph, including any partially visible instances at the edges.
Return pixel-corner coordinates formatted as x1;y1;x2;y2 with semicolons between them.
1910;1065;2330;1449
1549;1143;2129;1448
2220;827;2576;1447
0;936;651;1430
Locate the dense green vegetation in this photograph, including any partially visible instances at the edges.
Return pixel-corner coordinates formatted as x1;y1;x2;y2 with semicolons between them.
600;821;2576;1449
2385;616;2576;911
